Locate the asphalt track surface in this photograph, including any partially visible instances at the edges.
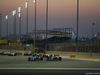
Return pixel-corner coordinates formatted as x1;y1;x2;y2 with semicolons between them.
0;56;100;75
0;69;100;75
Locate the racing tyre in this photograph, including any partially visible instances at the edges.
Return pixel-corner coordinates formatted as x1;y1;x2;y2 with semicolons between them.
28;57;31;61
59;57;62;61
43;55;45;57
47;57;49;61
14;54;17;56
40;57;43;61
54;57;57;61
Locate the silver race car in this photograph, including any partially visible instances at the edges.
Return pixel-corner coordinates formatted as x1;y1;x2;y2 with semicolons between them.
46;55;62;61
28;54;43;61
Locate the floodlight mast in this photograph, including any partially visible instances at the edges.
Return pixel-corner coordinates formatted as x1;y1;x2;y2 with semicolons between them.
76;0;79;43
0;14;2;38
45;0;48;51
25;1;28;36
18;7;21;34
76;0;79;52
12;10;16;35
25;1;28;49
5;15;8;39
33;0;36;53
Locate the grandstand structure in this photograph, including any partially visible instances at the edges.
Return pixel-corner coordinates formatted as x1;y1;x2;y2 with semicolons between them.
29;28;76;40
7;28;76;45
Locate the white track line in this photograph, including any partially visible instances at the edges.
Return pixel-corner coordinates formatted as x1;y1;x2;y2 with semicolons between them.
0;68;100;70
65;58;100;62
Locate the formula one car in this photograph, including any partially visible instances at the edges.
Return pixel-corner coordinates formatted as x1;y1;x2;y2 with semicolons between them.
46;55;62;61
43;53;51;57
28;54;43;61
8;52;17;56
3;52;10;55
24;52;32;56
0;51;4;55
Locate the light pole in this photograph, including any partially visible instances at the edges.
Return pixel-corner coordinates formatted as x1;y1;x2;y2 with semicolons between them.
45;0;48;51
18;7;21;34
92;23;95;39
76;0;79;52
76;0;79;43
33;0;36;52
5;15;8;40
91;23;95;53
0;13;2;39
12;10;16;35
25;1;28;47
25;1;28;36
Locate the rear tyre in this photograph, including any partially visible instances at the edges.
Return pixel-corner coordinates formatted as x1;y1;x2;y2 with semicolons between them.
47;57;49;61
59;57;62;61
40;57;43;61
28;57;31;61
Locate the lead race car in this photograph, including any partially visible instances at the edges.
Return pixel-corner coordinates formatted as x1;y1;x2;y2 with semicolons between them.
46;55;62;61
28;53;43;61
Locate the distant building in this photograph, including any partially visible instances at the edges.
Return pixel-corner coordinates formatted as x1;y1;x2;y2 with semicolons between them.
29;27;76;40
8;28;76;43
50;28;76;39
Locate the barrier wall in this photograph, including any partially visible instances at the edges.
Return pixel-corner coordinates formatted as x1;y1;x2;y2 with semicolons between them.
0;44;33;50
47;51;100;59
49;43;100;53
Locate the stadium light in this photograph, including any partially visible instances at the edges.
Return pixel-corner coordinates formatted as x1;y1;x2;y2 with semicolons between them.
33;0;35;3
12;10;16;35
12;10;16;16
25;1;29;48
18;7;21;34
5;15;8;20
5;15;8;39
33;0;36;52
18;7;21;13
25;1;28;8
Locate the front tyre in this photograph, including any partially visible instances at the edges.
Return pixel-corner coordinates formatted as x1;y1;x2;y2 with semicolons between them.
28;57;31;61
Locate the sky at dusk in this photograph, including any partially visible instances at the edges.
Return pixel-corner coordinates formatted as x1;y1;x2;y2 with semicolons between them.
0;0;100;38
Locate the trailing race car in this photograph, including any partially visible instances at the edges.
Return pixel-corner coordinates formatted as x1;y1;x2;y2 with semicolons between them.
43;53;51;57
28;54;43;61
24;52;32;56
3;52;10;55
8;52;17;56
0;51;4;55
46;55;62;61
